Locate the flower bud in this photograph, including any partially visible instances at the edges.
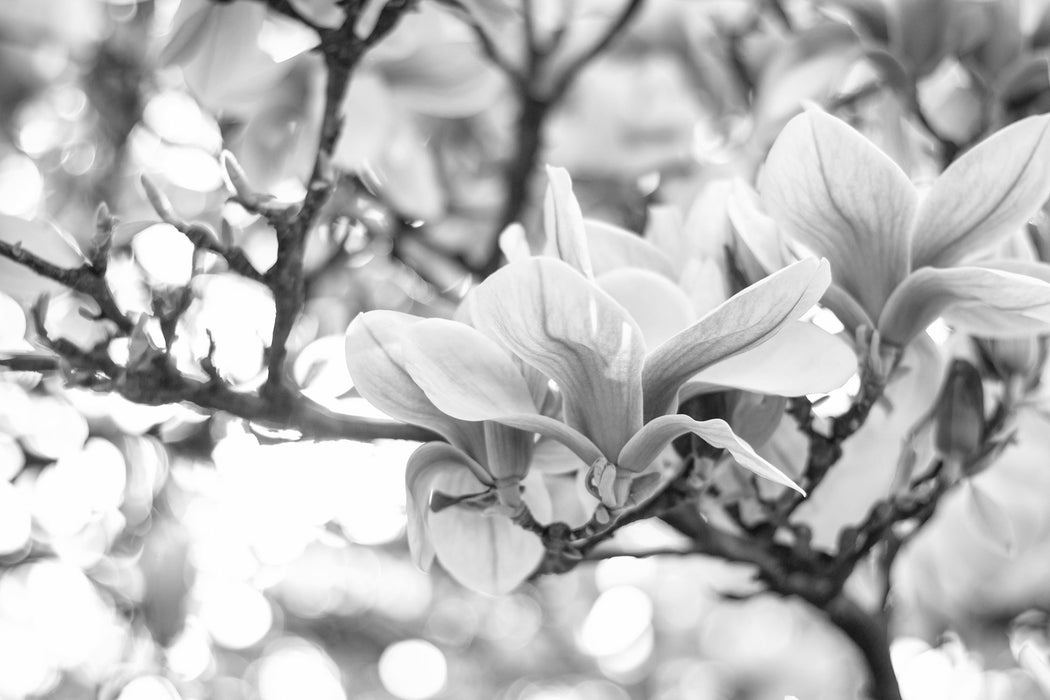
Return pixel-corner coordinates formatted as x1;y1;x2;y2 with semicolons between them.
976;336;1046;383
934;359;985;463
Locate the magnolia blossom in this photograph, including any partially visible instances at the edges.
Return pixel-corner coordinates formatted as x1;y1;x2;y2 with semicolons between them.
752;107;1050;346
346;311;554;595
524;166;857;399
421;255;831;509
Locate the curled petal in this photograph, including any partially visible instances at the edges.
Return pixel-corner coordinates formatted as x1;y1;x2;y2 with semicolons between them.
911;114;1050;268
402;318;603;466
642;258;831;420
405;442;489;572
759;108;917;320
618;415;803;493
427;465;551;596
471;257;646;460
879;266;1050;344
345;311;483;455
694;321;857;396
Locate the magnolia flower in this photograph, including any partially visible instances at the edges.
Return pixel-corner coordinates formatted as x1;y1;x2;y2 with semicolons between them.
414;249;830;508
345;311;554;595
754;107;1050;347
521;166;857;399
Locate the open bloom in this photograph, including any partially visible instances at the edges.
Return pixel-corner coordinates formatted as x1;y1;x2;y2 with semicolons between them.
755;107;1050;346
410;243;830;507
515;166;856;398
346;311;553;595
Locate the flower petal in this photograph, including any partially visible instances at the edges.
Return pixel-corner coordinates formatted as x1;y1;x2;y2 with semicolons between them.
401;317;604;465
727;179;791;275
694;321;857;396
345;311;483;454
471;257;646;459
644;204;686;276
822;283;875;335
427;467;549;595
596;268;695;349
879;266;1050;344
642;258;831;420
618;415;803;493
584;219;677;279
405;442;489;571
758;108;917;320
911;114;1050;268
542;166;593;278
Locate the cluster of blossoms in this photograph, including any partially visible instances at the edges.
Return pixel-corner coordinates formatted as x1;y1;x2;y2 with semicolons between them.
345;106;1050;595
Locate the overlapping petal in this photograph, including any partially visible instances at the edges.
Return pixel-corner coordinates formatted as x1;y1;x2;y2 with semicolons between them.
344;311;484;455
642;258;831;420
596;268;695;348
400;318;603;465
584;219;678;279
470;257;646;459
694;321;856;396
878;266;1050;344
759;109;917;320
617;415;803;493
910;114;1050;268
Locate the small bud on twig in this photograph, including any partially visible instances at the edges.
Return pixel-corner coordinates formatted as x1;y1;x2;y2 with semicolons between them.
141;175;185;227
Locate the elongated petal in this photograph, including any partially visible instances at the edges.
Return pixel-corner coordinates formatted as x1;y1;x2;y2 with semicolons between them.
345;311;483;454
618;415;803;493
727;178;790;275
694;321;857;396
584;219;677;279
879;266;1050;344
911;114;1050;268
499;222;533;262
531;438;585;475
597;268;695;348
428;467;549;595
642;258;831;420
401;318;604;465
471;257;646;459
543;166;592;278
405;442;488;571
759;109;917;320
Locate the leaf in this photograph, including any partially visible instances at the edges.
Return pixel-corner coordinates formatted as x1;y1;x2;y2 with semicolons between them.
694;321;857;396
401;318;603;466
910;114;1050;268
759;108;917;321
596;268;695;349
344;311;485;456
642;258;830;421
618;415;803;493
542;166;593;278
427;466;550;595
878;266;1050;344
471;257;645;460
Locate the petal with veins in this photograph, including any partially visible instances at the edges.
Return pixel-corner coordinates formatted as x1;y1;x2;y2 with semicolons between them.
642;258;830;421
618;415;803;493
471;257;645;460
542;166;593;278
759;108;917;320
911;114;1050;268
879;266;1050;344
597;268;695;348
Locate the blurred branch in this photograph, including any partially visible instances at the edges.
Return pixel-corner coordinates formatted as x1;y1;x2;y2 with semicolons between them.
0;240;132;332
480;0;646;275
